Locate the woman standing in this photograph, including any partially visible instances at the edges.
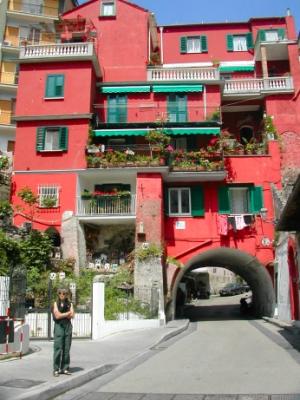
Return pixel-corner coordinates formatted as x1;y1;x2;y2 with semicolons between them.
52;288;74;377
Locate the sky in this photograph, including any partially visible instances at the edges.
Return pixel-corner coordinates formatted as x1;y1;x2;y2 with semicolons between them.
127;0;300;31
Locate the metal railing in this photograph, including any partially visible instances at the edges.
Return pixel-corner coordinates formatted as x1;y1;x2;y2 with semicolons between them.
147;66;219;81
8;0;58;17
77;194;136;216
223;76;293;95
20;42;95;60
0;72;18;85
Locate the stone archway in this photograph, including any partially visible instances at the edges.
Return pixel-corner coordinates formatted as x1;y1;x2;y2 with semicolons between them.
171;247;275;319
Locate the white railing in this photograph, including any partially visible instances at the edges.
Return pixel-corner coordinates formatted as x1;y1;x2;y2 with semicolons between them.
77;195;136;216
223;76;293;95
20;42;94;60
147;67;219;81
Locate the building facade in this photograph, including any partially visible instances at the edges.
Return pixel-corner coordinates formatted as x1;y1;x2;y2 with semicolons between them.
11;0;300;319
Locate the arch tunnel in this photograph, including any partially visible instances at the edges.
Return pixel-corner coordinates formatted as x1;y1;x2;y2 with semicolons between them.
170;247;275;319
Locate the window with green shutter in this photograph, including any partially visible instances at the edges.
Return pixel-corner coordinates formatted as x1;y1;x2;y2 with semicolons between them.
167;94;187;123
227;34;253;51
45;74;64;98
180;36;208;54
166;186;204;217
258;29;285;42
107;95;127;123
218;185;263;214
36;127;68;152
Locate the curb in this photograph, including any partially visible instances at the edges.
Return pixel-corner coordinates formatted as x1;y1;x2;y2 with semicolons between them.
151;319;190;348
13;363;117;400
263;316;300;334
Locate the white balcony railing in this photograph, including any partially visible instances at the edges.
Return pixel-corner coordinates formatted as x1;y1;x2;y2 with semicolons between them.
147;67;219;82
20;42;95;60
223;76;294;95
77;195;136;216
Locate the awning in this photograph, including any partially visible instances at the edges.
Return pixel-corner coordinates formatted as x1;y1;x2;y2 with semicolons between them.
152;84;203;93
101;86;151;94
219;66;255;73
93;127;220;137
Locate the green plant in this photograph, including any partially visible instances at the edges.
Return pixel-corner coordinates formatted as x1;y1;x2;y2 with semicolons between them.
0;155;9;170
18;186;38;206
0;200;13;218
41;196;57;208
166;256;183;268
207;109;220;121
81;190;92;200
263;114;277;138
0;230;20;276
135;243;163;261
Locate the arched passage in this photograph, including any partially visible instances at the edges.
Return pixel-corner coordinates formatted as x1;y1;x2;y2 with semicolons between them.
171;247;275;318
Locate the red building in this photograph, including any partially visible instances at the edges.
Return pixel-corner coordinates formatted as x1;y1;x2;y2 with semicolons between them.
11;0;300;319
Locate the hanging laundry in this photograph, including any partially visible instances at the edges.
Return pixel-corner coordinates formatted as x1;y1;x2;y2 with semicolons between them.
235;215;247;230
217;214;228;235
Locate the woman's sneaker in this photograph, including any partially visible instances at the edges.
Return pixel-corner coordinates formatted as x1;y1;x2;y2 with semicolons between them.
53;371;59;377
63;370;72;375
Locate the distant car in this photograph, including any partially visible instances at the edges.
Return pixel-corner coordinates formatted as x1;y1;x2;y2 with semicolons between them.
241;283;250;292
219;283;244;296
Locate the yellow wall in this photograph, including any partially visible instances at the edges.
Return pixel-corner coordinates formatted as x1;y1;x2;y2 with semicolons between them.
43;0;58;16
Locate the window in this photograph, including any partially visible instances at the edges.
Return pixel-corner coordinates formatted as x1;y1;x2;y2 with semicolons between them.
169;188;191;216
227;33;253;51
36;127;68;152
107;95;127;123
100;0;116;16
218;185;263;214
233;36;247;51
167;94;187;123
171;137;187;151
45;74;64;98
166;186;204;217
20;26;41;44
265;30;279;41
38;185;59;208
180;36;208;54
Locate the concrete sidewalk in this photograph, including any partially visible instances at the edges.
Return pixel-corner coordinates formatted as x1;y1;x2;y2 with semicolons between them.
0;319;189;400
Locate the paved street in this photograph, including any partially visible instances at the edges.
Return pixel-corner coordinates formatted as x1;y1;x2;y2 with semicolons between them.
54;295;300;399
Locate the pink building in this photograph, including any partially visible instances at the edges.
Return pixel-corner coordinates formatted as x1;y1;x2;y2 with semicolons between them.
11;0;300;319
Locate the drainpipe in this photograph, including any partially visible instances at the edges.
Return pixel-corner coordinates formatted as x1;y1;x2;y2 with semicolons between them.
148;26;151;63
159;26;164;65
203;85;207;120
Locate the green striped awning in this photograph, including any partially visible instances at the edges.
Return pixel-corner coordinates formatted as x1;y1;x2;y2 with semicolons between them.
93;127;220;137
152;84;203;93
219;65;254;73
101;86;151;94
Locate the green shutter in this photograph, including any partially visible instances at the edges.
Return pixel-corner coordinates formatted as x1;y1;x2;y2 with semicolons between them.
226;35;233;51
55;75;64;97
246;33;254;49
201;35;208;52
180;37;187;53
36;127;45;151
258;30;266;42
249;186;263;213
107;95;127;123
45;76;55;97
107;96;116;123
167;94;177;123
164;188;169;216
191;186;204;216
118;95;127;123
218;186;230;214
59;127;68;151
278;28;286;40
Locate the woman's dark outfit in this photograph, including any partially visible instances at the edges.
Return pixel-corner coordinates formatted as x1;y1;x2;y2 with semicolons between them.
53;299;72;372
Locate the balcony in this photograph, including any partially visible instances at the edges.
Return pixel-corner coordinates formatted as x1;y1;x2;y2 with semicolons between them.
0;110;14;126
19;42;101;76
223;76;294;97
7;0;58;20
3;34;57;50
147;66;219;83
0;72;18;87
77;194;136;217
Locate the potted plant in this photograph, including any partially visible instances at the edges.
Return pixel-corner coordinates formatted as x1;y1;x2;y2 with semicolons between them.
81;190;92;200
263;114;277;140
41;196;57;208
86;144;100;154
0;155;9;170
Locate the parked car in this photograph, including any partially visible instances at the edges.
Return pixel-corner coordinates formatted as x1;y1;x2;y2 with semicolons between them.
219;283;244;296
241;283;250;292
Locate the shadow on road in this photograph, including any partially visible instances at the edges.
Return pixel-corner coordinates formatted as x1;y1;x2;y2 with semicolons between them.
180;298;255;322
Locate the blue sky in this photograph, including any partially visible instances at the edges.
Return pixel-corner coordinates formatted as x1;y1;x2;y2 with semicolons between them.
131;0;300;31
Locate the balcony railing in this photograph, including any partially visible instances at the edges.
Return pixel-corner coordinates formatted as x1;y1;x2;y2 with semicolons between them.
8;0;58;18
223;76;293;95
20;42;95;60
77;195;136;216
0;72;18;85
147;67;219;82
0;111;14;125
